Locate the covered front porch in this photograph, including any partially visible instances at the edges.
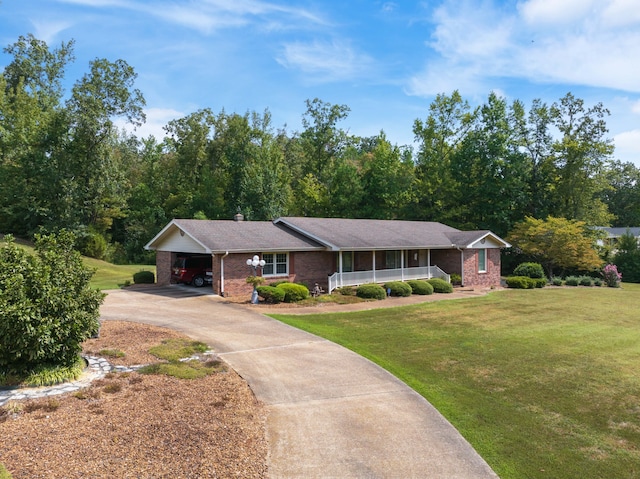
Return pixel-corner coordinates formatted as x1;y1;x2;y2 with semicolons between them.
327;249;452;293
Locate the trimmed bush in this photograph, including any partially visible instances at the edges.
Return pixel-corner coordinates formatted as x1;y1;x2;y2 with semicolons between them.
269;280;290;287
133;270;155;284
450;273;462;285
513;262;545;279
593;278;603;287
506;276;534;289
551;277;563;286
565;276;580;286
579;276;593;286
427;278;453;293
257;285;285;304
276;282;309;303
335;286;356;296
407;280;434;295
384;281;412;297
532;278;547;288
356;284;387;300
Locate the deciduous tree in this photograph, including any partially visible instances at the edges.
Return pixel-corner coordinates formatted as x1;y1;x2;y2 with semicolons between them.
508;216;603;277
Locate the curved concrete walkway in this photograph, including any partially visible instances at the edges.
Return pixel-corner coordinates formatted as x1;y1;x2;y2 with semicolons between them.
100;286;499;478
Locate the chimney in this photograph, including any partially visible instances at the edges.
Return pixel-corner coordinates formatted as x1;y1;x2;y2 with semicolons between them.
234;212;244;222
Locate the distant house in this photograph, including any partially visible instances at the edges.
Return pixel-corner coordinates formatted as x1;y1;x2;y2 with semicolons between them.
145;216;511;297
596;227;640;250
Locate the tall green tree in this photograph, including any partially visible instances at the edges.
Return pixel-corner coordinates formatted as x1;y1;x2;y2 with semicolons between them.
602;161;640;227
551;93;614;225
450;93;530;236
412;91;477;222
511;98;556;219
0;35;74;235
357;132;415;219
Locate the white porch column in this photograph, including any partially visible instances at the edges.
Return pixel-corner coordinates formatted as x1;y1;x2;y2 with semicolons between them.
401;249;405;281
372;251;376;283
428;249;431;279
339;251;343;288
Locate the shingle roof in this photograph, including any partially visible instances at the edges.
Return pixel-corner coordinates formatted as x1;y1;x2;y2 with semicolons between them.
146;217;510;253
168;219;325;253
276;217;470;250
600;227;640;238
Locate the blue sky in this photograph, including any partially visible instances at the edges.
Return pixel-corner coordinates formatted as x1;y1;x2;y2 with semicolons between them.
1;0;639;165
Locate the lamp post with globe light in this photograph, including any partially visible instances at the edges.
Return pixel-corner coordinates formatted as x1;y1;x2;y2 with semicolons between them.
246;255;266;304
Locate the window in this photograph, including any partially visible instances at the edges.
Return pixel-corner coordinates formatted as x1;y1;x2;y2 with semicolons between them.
262;253;288;276
342;251;353;272
478;249;487;273
385;250;401;269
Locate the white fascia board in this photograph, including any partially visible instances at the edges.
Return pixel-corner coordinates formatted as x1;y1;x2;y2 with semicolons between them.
461;232;511;249
144;220;212;253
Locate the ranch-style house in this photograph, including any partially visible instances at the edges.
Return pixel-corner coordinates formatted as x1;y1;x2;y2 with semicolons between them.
145;215;511;298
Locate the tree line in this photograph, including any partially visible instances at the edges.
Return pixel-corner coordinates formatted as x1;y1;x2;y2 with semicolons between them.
1;34;639;265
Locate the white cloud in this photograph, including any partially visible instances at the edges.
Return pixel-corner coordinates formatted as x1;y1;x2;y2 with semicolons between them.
407;0;640;98
31;20;73;44
614;129;640;163
601;0;640;27
58;0;327;34
518;0;598;25
632;100;640;114
277;40;373;83
114;107;184;141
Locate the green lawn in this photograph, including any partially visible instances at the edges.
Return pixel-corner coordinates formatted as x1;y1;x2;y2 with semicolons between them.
270;285;640;479
83;256;155;290
0;237;154;290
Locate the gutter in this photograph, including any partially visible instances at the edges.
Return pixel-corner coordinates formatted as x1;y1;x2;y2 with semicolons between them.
219;251;229;297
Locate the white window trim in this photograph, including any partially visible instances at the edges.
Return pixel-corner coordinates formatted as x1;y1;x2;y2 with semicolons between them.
478;249;487;273
262;252;289;277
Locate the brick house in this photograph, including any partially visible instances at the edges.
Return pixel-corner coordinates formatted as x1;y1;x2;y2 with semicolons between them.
145;216;510;297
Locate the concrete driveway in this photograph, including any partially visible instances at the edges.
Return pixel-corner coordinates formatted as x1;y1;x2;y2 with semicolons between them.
100;285;499;479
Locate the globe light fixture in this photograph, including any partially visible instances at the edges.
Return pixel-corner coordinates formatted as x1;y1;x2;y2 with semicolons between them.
246;255;266;303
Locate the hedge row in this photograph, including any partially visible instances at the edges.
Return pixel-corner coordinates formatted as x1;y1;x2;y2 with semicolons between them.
505;276;547;289
257;281;310;303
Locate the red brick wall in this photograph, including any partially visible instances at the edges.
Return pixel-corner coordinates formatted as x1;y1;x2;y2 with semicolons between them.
217;254;255;297
156;251;172;285
430;249;462;276
291;251;335;289
462;248;502;287
216;251;337;299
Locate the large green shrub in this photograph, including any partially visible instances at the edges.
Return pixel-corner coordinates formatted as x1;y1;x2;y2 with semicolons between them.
564;276;580;286
257;285;285;303
579;276;593;286
513;262;545;279
276;282;309;302
505;276;534;289
133;270;155;284
384;281;412;297
356;284;387;300
427;278;453;293
335;286;356;296
407;280;434;295
532;278;547;288
0;232;104;375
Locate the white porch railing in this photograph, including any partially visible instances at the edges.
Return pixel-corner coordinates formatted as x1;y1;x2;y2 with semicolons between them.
328;265;450;293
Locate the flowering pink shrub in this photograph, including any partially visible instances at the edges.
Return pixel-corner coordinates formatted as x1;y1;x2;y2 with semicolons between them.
602;264;622;288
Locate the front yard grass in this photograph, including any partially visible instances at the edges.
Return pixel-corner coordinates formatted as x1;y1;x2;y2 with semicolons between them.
270;284;640;479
